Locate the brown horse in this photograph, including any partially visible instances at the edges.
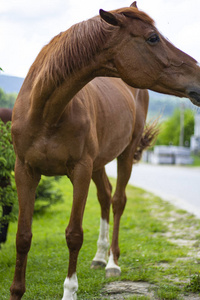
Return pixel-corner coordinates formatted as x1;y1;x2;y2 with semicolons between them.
10;2;200;299
0;108;13;245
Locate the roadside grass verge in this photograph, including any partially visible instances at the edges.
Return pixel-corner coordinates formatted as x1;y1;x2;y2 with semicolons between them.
0;176;200;299
192;155;200;167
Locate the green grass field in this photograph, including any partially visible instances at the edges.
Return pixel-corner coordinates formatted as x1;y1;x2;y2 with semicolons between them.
1;176;200;299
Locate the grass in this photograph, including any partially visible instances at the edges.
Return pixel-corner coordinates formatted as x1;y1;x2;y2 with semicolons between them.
192;154;200;167
1;176;200;299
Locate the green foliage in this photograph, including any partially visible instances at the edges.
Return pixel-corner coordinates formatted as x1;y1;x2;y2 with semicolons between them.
0;88;17;109
0;121;15;177
156;108;194;146
0;120;17;225
0;119;63;226
34;176;63;214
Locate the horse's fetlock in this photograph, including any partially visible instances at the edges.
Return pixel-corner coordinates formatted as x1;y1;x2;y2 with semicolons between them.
115;247;120;260
10;282;25;299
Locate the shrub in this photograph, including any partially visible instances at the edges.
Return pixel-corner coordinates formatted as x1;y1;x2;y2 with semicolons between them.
34;176;63;214
0;120;17;231
0;119;63;233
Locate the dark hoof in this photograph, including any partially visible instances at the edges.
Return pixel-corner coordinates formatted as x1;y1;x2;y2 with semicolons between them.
90;260;106;269
106;268;121;278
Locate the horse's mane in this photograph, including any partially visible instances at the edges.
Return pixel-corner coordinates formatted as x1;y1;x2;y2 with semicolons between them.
29;8;154;92
29;17;113;91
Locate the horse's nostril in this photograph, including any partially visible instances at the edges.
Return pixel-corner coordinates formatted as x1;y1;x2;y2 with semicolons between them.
189;92;200;101
187;89;200;107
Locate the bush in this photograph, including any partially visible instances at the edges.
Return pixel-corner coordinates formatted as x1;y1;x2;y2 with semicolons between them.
0;119;63;228
0;120;17;228
34;176;63;214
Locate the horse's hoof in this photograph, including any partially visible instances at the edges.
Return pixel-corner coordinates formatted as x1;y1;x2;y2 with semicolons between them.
90;260;106;269
106;268;121;278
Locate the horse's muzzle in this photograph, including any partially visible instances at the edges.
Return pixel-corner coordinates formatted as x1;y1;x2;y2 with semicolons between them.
187;88;200;107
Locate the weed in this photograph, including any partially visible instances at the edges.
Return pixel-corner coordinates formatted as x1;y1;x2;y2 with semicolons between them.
155;284;181;299
185;272;200;293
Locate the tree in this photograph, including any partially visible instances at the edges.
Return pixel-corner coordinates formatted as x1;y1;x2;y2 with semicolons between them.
156;108;194;146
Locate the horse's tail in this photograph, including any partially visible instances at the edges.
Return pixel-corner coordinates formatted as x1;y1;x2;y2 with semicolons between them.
133;119;160;164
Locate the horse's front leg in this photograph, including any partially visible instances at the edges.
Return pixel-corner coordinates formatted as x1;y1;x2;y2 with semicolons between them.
10;158;40;300
62;157;93;300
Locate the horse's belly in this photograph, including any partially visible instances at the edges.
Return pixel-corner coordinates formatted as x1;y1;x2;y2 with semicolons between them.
93;123;134;170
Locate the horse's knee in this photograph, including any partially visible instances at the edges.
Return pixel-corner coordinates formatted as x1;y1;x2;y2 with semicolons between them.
112;194;127;216
65;226;83;252
16;231;32;254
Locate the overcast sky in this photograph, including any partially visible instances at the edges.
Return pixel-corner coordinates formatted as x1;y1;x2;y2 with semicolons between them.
1;0;200;78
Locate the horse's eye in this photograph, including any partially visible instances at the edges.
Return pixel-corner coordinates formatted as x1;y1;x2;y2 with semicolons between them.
147;34;160;45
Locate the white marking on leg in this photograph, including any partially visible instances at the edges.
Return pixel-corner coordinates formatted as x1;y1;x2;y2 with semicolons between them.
62;273;78;300
106;250;121;272
92;218;109;264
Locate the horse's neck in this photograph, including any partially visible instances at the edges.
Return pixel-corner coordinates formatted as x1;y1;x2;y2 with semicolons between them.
27;18;117;125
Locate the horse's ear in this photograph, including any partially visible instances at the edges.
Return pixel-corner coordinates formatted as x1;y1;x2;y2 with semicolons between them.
99;9;123;26
130;1;138;8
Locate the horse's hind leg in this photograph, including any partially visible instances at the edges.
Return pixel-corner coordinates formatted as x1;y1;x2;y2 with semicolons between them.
10;158;40;300
91;168;112;269
106;148;135;278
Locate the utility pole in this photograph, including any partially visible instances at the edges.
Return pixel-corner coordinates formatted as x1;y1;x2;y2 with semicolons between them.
179;103;184;147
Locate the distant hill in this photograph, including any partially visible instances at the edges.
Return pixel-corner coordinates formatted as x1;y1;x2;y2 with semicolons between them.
0;74;24;93
0;74;193;118
148;90;193;119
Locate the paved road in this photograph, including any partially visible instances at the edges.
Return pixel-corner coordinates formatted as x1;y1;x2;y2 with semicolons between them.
105;161;200;218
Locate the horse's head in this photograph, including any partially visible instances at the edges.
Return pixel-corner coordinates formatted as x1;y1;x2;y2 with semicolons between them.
99;2;200;106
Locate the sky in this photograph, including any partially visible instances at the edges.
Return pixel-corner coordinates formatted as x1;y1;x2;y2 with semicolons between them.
1;0;200;78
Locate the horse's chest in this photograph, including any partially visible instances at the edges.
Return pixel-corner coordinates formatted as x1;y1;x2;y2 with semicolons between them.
12;109;91;176
24;131;85;176
24;138;67;175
